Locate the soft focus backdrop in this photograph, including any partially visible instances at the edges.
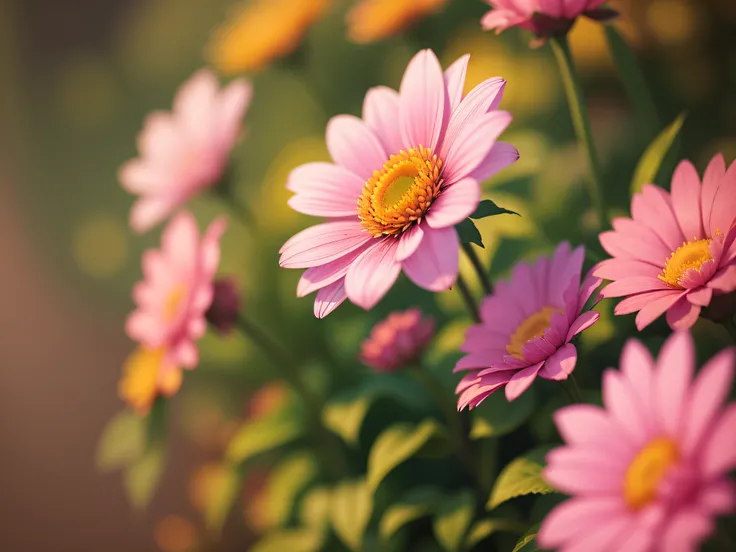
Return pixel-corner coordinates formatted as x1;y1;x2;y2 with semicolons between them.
2;0;736;550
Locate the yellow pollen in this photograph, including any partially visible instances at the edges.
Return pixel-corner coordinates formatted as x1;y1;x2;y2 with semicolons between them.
163;284;187;321
658;238;712;288
358;147;443;237
506;306;560;359
623;437;679;510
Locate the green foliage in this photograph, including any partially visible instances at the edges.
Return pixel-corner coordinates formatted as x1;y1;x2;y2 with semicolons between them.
367;419;448;491
433;490;475;552
250;528;324;552
470;199;520;220
263;452;318;528
470;386;536;439
512;524;541;552
95;410;146;471
329;479;373;551
226;409;305;465
464;519;524;549
379;487;444;542
455;218;484;248
488;447;556;510
123;445;165;510
321;374;427;446
204;464;243;532
630;112;687;196
299;486;333;530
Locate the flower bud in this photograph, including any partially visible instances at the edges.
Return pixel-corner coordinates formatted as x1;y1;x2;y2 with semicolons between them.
206;278;241;335
360;308;435;372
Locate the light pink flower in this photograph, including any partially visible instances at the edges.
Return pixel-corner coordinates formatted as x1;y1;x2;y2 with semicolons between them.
126;211;227;372
538;331;736;552
455;243;601;409
594;154;736;331
360;308;435;372
280;49;518;317
120;69;252;233
481;0;611;36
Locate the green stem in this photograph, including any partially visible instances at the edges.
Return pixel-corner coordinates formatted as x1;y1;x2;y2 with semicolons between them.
478;438;497;497
211;181;258;231
461;242;493;296
549;35;607;228
559;373;584;404
456;273;480;323
723;317;736;345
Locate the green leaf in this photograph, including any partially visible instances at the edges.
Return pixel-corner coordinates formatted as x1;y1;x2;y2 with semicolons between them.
95;410;146;471
226;410;304;464
470;199;520;220
604;26;660;140
455;218;484;248
322;374;427;446
512;524;541;552
487;447;556;510
204;464;243;532
367;419;447;491
330;479;373;551
299;486;332;529
470;385;536;440
464;519;523;549
123;445;165;510
379;487;444;541
250;528;324;552
433;490;475;552
263;453;318;528
630;112;687;196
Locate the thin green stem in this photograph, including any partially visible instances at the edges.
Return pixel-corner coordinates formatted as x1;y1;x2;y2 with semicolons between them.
456;273;480;323
461;242;493;296
559;373;584;404
478;438;497;497
723;317;736;345
549;35;607;228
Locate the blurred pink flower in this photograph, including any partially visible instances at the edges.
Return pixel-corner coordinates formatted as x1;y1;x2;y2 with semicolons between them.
481;0;612;36
538;332;736;552
126;211;227;373
280;49;518;317
455;243;601;409
360;308;435;371
594;154;736;331
120;69;251;233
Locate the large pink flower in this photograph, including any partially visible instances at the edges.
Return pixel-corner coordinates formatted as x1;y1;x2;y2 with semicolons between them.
594;154;736;331
120;69;252;233
126;211;227;372
455;243;601;409
280;49;518;317
538;332;736;552
481;0;610;36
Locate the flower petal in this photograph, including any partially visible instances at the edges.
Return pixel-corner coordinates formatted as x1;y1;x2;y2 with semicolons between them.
396;223;425;262
655;331;694;436
634;290;685;330
444;54;469;113
469;141;520;183
703;403;736;477
279;221;371;269
425;178;481;229
538;343;577;381
401;224;459;292
314;278;348;318
399;49;447;152
505;362;543;401
286;162;364;217
665;296;701;330
670;160;704;241
345;239;401;310
362;86;404;156
326;114;387;181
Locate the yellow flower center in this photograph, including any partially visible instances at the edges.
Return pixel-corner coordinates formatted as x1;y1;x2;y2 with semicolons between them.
658;238;712;288
163;284;187;321
118;347;182;415
623;437;679;510
506;306;560;359
357;147;443;237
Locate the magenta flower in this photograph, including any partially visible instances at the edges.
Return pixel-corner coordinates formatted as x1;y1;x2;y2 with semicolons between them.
280;49;518;317
120;69;252;233
360;308;435;372
481;0;612;36
455;243;601;409
126;211;227;372
538;332;736;552
594;154;736;331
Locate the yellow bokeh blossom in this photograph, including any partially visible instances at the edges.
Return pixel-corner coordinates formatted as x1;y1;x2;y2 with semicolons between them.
347;0;448;44
207;0;333;74
118;347;182;415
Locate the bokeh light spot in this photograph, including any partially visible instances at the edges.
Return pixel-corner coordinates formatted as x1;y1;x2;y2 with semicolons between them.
154;515;197;552
72;214;127;278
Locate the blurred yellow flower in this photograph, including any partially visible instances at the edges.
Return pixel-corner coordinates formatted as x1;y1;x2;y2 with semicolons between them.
207;0;333;74
118;347;182;415
346;0;448;44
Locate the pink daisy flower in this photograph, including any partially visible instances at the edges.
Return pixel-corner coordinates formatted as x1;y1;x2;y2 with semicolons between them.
280;49;518;317
360;308;435;372
455;243;601;409
481;0;613;36
538;331;736;552
126;211;227;373
594;154;736;331
120;69;252;233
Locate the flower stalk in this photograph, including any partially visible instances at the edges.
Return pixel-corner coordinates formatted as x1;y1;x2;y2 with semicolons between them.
559;373;584;404
462;242;494;296
456;273;480;323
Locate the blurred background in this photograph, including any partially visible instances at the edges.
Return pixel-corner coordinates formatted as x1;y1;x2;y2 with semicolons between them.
2;0;736;550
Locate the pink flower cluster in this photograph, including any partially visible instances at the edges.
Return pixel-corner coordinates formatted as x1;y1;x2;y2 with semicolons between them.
360;308;435;372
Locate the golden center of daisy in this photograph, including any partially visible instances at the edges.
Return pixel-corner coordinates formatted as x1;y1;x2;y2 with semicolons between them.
163;284;188;321
658;238;712;288
506;306;560;360
358;147;443;237
623;437;679;510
